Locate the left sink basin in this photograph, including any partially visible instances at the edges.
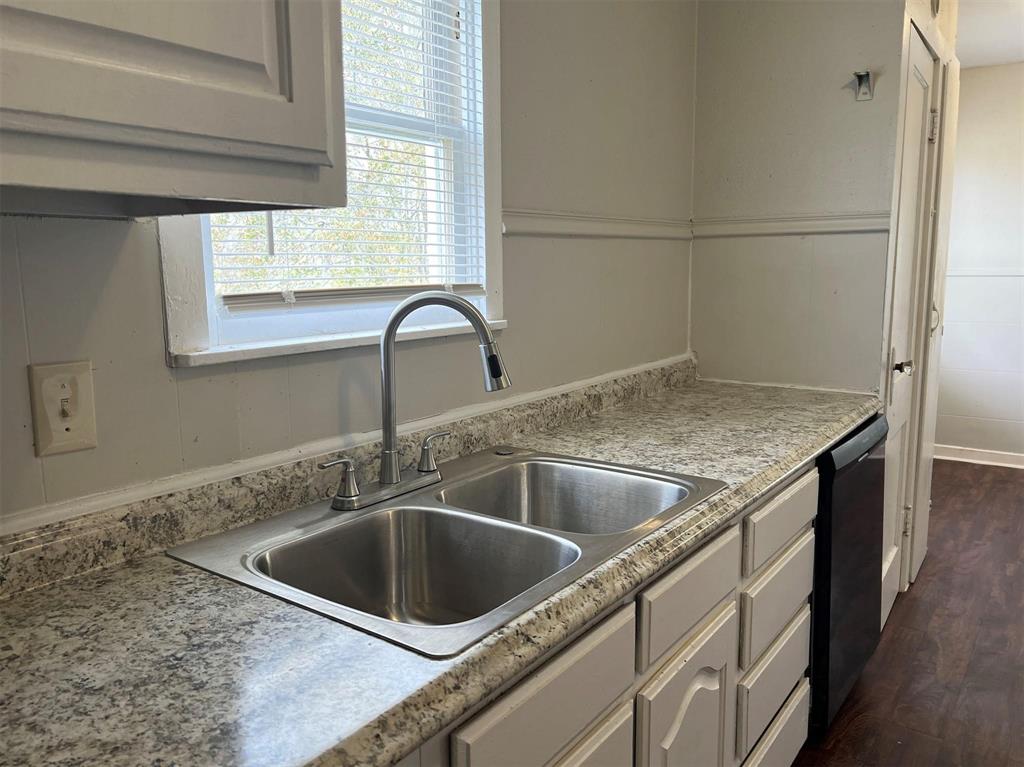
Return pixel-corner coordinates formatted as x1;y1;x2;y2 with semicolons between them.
250;506;581;626
169;500;586;657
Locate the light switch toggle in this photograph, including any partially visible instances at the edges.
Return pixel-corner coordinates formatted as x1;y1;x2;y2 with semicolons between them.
28;361;98;457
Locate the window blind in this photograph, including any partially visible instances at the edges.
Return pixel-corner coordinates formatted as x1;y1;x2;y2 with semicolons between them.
206;0;485;300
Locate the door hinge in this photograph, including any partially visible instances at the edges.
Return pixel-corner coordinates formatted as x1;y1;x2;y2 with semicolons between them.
928;109;940;143
902;504;913;536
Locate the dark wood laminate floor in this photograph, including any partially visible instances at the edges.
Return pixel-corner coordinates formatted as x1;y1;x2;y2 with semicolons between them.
796;459;1024;767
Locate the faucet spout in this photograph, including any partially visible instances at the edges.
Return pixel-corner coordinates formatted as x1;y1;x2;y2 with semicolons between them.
379;291;510;484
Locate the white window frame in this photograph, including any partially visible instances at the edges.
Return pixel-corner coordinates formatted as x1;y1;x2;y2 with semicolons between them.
158;1;503;368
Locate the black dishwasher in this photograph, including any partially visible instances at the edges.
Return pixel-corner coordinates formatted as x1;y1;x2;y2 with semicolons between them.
810;413;888;739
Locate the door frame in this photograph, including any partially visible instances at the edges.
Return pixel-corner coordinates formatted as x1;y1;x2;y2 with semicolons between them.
904;57;961;587
878;18;945;600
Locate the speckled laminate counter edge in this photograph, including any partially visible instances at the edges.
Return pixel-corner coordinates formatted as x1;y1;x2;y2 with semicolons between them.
0;357;696;599
315;395;881;767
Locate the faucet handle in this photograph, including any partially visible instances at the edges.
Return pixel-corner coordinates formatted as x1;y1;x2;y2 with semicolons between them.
317;457;360;499
417;431;451;473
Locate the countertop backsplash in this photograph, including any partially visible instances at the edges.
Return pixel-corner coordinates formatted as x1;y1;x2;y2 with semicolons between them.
0;356;697;600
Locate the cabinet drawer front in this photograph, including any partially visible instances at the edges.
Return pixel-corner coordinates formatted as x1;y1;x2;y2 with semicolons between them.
553;701;633;767
737;606;811;757
743;471;818;576
742;679;810;767
636;602;738;767
452;606;635;767
638;525;740;670
740;531;814;668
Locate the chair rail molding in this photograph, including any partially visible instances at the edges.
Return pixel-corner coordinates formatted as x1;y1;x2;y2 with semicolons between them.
502;208;693;241
692;212;891;239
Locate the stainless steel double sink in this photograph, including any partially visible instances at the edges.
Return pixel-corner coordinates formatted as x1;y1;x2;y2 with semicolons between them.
169;447;726;657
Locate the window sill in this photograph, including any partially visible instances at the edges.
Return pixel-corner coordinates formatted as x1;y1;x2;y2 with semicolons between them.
169;318;508;368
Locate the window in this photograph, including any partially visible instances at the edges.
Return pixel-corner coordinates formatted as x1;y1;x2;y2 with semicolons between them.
160;0;502;365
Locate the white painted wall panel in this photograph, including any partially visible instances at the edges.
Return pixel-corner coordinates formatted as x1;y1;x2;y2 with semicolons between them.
13;218;184;503
693;0;901;220
941;321;1024;373
692;233;887;392
688;0;900;393
937;64;1024;457
936;415;1024;455
500;0;697;221
1;221;46;512
943;275;1022;323
938;369;1024;423
0;0;696;521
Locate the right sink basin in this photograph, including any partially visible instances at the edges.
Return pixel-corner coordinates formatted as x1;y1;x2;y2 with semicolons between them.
437;458;696;535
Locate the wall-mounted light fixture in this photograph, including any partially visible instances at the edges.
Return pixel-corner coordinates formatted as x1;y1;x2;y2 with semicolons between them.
854;71;874;101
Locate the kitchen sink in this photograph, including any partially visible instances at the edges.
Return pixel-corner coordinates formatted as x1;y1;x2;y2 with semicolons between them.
169;447;725;657
437;459;692;535
251;506;580;626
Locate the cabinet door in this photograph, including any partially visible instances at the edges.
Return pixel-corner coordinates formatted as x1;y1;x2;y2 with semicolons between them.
554;702;634;767
0;0;333;165
0;0;346;214
452;607;636;767
636;602;738;767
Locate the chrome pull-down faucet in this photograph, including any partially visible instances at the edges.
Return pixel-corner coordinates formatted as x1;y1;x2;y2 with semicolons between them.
379;291;510;484
315;291;510;511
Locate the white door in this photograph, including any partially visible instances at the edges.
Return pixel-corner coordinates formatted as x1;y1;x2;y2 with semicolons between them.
882;28;936;628
907;60;961;586
636;604;737;767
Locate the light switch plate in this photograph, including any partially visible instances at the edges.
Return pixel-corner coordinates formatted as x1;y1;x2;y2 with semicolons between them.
28;361;98;457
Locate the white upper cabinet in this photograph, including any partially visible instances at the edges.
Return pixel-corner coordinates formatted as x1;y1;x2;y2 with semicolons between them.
0;0;346;217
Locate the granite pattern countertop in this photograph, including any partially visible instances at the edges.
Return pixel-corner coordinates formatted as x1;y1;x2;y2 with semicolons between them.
1;381;879;767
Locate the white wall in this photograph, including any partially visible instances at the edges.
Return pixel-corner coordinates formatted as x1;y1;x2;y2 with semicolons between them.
0;0;697;521
689;0;902;392
936;63;1024;458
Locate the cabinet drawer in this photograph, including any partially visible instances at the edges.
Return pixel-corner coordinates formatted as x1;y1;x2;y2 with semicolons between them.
743;471;818;576
637;602;738;767
553;701;633;767
740;531;814;669
737;606;811;757
638;525;740;670
452;606;635;767
742;679;810;767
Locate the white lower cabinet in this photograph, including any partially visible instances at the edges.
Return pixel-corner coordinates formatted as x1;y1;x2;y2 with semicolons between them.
553;702;634;767
451;606;635;767
444;470;821;767
739;530;815;670
736;607;811;757
741;681;810;767
636;603;738;767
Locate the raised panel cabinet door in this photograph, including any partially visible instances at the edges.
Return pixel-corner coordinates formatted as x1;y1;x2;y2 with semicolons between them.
636;602;738;767
553;701;634;767
452;607;636;767
0;0;339;167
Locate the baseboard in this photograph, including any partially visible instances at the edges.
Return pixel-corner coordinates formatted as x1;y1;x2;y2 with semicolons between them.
934;444;1024;470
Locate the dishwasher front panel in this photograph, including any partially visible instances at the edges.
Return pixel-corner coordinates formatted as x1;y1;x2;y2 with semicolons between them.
811;413;888;738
